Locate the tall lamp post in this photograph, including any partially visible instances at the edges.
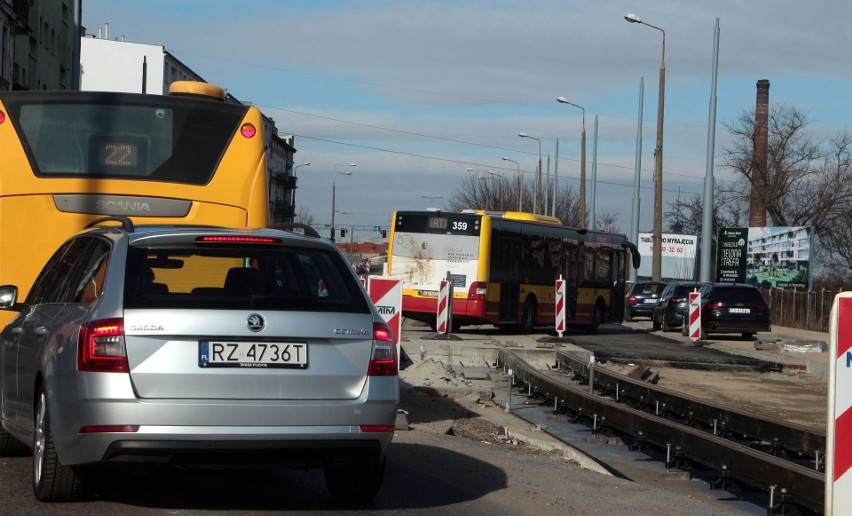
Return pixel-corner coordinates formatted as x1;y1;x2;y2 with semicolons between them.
518;133;542;214
555;97;586;228
501;156;521;212
291;162;310;219
487;171;508;211
331;163;355;242
625;12;666;282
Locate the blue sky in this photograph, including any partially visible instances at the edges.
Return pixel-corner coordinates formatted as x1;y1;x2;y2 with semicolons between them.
82;1;851;238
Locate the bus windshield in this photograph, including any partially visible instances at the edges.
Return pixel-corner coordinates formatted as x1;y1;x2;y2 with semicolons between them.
5;92;248;184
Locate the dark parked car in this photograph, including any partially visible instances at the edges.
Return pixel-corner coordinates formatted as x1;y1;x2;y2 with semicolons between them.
681;283;771;339
652;282;706;331
624;281;667;321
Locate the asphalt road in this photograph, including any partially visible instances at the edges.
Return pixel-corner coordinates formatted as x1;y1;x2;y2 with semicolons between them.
0;321;753;515
0;432;742;516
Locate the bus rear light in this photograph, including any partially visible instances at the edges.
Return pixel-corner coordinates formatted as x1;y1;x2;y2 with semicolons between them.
368;322;397;376
241;123;257;138
468;282;487;301
0;110;5;124
78;318;129;373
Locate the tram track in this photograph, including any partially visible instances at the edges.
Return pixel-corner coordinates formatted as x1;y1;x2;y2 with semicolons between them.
497;346;825;514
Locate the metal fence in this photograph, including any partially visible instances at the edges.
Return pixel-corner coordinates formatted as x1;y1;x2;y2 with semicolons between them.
760;288;844;333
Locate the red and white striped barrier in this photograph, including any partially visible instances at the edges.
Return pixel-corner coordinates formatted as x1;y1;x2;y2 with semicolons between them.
825;292;852;514
555;277;566;337
688;292;702;341
368;276;403;370
436;279;450;334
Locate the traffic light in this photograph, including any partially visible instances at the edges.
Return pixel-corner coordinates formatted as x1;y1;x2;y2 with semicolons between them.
341;229;347;237
382;230;387;238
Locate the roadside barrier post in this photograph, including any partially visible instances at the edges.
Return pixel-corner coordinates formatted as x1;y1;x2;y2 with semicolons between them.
825;292;852;515
688;291;703;341
555;275;566;338
367;276;402;370
436;278;451;334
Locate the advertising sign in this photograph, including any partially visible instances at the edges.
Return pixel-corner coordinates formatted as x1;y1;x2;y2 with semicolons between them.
636;233;698;280
716;227;748;284
716;226;813;290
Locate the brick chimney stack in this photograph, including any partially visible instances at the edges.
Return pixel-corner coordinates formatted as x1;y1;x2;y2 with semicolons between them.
748;79;770;227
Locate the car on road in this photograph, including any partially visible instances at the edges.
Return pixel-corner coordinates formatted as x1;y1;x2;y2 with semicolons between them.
652;282;706;331
0;217;398;502
624;281;667;321
681;283;771;339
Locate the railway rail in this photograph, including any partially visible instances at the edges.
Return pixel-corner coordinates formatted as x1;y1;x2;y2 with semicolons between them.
497;346;825;514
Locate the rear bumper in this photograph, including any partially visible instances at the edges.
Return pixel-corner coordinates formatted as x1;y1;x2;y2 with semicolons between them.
403;296;487;324
101;437;387;468
47;374;398;467
701;320;771;334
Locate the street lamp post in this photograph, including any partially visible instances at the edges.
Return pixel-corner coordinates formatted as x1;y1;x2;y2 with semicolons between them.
556;97;586;228
331;163;355;242
488;171;508;211
291;162;310;219
501;156;521;211
625;12;666;282
518;133;542;214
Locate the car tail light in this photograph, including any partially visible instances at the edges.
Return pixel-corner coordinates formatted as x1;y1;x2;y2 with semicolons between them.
360;425;394;433
80;425;139;433
754;304;769;311
467;282;487;301
628;295;637;306
196;235;281;244
78;318;129;373
704;302;724;311
368;322;397;376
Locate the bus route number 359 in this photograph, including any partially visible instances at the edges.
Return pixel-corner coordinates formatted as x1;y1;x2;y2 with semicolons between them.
452;221;468;231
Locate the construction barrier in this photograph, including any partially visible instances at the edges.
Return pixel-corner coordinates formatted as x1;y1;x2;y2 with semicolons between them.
367;276;403;370
436;279;450;334
825;292;852;515
555;276;566;337
688;292;702;341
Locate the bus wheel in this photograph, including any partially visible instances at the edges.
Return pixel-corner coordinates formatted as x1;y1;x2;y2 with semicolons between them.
586;303;603;334
521;298;537;333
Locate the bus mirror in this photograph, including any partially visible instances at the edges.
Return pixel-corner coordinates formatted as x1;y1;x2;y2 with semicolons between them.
622;241;641;269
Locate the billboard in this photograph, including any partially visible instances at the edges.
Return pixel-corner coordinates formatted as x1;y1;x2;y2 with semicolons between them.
715;226;813;290
637;233;698;280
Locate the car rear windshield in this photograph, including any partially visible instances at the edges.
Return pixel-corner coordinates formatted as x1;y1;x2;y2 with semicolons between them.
708;287;766;304
634;283;666;295
123;245;370;313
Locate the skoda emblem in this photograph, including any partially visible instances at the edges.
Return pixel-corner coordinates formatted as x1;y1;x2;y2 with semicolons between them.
247;313;265;332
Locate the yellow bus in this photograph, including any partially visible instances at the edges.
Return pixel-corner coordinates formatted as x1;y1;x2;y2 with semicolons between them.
0;81;269;325
387;210;640;333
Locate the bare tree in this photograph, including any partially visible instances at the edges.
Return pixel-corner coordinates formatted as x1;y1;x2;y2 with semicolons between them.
295;206;315;226
717;104;852;278
448;171;586;227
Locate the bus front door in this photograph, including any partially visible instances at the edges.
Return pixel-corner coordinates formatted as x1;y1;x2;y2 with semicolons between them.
498;237;522;323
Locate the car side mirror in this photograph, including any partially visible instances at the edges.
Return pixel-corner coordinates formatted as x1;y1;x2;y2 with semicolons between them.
0;285;23;311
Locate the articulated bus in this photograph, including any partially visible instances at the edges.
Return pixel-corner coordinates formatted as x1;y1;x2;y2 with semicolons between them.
387;210;641;333
0;81;269;325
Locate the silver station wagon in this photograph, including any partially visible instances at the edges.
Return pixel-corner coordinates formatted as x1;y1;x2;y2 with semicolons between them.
0;217;398;502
